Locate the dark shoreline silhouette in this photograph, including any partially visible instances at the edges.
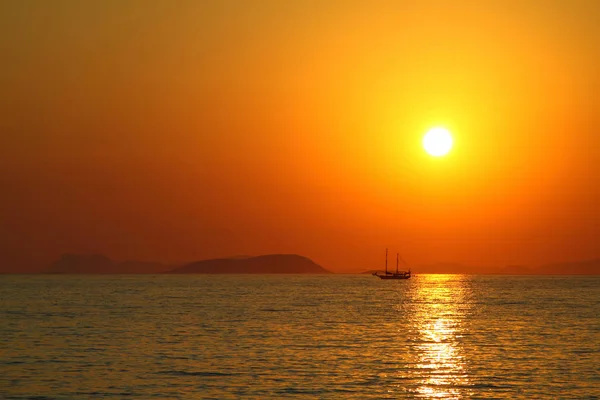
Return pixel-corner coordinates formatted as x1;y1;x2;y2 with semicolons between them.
42;253;331;274
8;253;600;275
169;254;331;274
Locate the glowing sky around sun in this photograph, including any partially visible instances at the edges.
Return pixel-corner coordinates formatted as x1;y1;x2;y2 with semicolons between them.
0;0;599;272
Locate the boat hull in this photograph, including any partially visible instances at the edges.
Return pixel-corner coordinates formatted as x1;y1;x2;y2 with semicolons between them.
377;274;410;280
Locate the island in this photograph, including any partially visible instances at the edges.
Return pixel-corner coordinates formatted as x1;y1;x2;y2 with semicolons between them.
168;254;331;274
44;253;330;274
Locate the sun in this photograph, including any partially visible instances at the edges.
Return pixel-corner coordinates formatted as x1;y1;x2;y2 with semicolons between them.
423;127;453;157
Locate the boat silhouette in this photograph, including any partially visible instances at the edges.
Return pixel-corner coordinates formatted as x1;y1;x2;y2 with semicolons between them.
372;248;411;280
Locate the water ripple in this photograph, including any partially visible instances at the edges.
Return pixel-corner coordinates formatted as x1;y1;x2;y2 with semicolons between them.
1;274;599;398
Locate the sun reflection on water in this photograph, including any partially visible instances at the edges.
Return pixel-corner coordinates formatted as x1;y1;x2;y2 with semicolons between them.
406;274;473;398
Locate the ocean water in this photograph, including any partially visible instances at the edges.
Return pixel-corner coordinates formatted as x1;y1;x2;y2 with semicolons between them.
1;274;599;399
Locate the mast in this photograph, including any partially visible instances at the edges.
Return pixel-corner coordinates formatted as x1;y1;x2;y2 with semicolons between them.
396;253;399;274
385;248;388;274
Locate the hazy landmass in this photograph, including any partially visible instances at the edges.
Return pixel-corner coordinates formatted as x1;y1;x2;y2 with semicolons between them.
43;253;330;274
413;263;483;275
491;260;600;275
535;259;600;275
46;254;170;274
498;265;534;275
169;254;331;274
31;253;600;275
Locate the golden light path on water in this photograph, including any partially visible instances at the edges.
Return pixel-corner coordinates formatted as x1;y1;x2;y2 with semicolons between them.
2;275;600;398
398;274;474;398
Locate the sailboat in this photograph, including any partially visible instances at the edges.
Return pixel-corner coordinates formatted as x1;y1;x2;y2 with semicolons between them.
372;248;411;279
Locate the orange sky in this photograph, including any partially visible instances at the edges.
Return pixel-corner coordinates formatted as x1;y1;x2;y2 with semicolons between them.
1;0;599;272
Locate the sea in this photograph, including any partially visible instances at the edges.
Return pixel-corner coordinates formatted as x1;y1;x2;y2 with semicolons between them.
1;274;599;399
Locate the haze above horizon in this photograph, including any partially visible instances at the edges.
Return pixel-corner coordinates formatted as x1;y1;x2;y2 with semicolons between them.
1;0;599;273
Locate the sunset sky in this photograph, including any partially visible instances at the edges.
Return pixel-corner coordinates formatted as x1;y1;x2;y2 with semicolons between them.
1;0;599;272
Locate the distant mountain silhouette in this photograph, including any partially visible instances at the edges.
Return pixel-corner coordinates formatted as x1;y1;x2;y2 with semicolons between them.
535;259;600;275
413;260;600;275
498;265;534;275
169;254;331;274
415;263;483;274
496;260;600;275
46;254;169;274
43;254;600;275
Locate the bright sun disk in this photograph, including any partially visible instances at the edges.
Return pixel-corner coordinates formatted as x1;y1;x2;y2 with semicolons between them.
423;127;453;157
